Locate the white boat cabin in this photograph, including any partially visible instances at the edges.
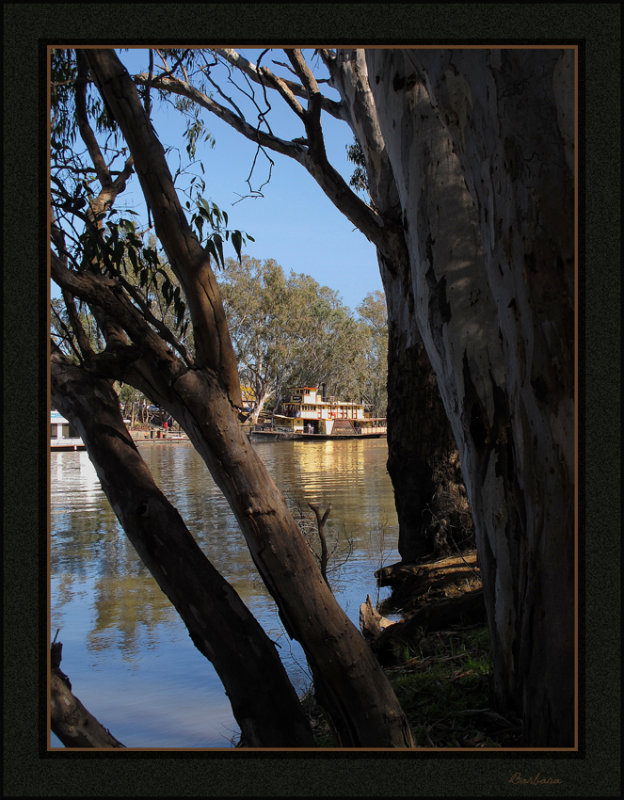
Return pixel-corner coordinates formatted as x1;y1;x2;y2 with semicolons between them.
50;410;85;450
273;386;384;436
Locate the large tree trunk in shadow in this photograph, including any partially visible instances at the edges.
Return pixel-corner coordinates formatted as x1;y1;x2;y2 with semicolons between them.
380;254;473;563
301;49;474;567
369;48;575;746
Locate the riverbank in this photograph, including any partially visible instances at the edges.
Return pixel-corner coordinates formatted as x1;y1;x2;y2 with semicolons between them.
304;624;521;748
305;551;523;748
130;429;189;442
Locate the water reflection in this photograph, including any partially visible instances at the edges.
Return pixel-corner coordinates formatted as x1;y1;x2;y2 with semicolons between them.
49;438;398;748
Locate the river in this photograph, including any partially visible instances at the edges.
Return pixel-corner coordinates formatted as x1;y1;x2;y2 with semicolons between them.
49;437;400;748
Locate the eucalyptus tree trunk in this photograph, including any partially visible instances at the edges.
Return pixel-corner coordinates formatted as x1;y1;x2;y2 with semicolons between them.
81;48;414;747
368;49;575;746
381;256;464;560
51;350;315;747
327;50;469;562
247;385;272;425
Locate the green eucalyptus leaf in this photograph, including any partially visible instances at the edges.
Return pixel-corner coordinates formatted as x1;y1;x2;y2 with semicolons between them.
231;230;242;260
212;233;224;268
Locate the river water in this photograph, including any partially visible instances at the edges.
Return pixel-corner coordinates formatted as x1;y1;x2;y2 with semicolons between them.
49;437;400;748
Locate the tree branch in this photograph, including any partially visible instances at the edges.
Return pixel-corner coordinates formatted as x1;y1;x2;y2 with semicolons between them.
86;48;241;405
214;48;345;120
132;60;386;248
61;289;97;361
287;49;321;100
134;70;305;159
308;503;332;587
114;273;192;365
75;51;113;189
287;49;324;150
51;250;185;381
50;642;125;748
328;50;404;217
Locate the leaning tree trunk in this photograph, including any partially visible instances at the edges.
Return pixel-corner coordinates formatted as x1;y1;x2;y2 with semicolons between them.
81;48;414;747
368;49;575;746
116;346;414;747
51;264;414;748
51;350;315;748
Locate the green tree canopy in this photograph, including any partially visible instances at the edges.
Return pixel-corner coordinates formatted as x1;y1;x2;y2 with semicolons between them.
356;290;388;418
219;255;382;421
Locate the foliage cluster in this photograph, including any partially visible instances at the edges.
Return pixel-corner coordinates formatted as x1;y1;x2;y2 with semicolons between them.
219;256;388;419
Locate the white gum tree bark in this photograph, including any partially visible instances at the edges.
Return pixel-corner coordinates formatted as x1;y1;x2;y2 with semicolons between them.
366;48;575;746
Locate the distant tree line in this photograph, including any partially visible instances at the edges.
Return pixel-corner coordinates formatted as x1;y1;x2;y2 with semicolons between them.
219;255;387;422
52;258;388;425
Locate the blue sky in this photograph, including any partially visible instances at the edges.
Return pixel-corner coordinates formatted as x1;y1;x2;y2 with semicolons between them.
91;48;383;312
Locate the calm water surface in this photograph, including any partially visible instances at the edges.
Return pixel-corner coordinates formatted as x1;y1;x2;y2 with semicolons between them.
50;437;399;748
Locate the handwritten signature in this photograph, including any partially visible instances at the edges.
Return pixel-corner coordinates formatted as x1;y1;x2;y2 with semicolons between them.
509;772;563;786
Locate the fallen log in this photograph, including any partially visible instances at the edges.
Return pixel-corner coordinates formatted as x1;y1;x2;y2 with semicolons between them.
371;589;486;666
376;551;479;588
376;551;481;614
50;643;125;748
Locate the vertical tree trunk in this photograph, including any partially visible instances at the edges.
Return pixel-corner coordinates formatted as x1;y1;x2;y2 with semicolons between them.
248;386;272;425
368;48;575;745
328;49;472;564
381;255;465;561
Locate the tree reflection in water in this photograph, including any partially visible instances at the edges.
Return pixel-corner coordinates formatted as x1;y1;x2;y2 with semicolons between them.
49;438;398;747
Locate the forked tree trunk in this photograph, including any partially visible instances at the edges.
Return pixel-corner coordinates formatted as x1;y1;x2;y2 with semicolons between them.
51;352;315;748
368;49;575;746
82;48;414;747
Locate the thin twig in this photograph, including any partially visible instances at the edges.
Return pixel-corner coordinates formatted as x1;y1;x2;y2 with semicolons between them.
308;503;332;587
